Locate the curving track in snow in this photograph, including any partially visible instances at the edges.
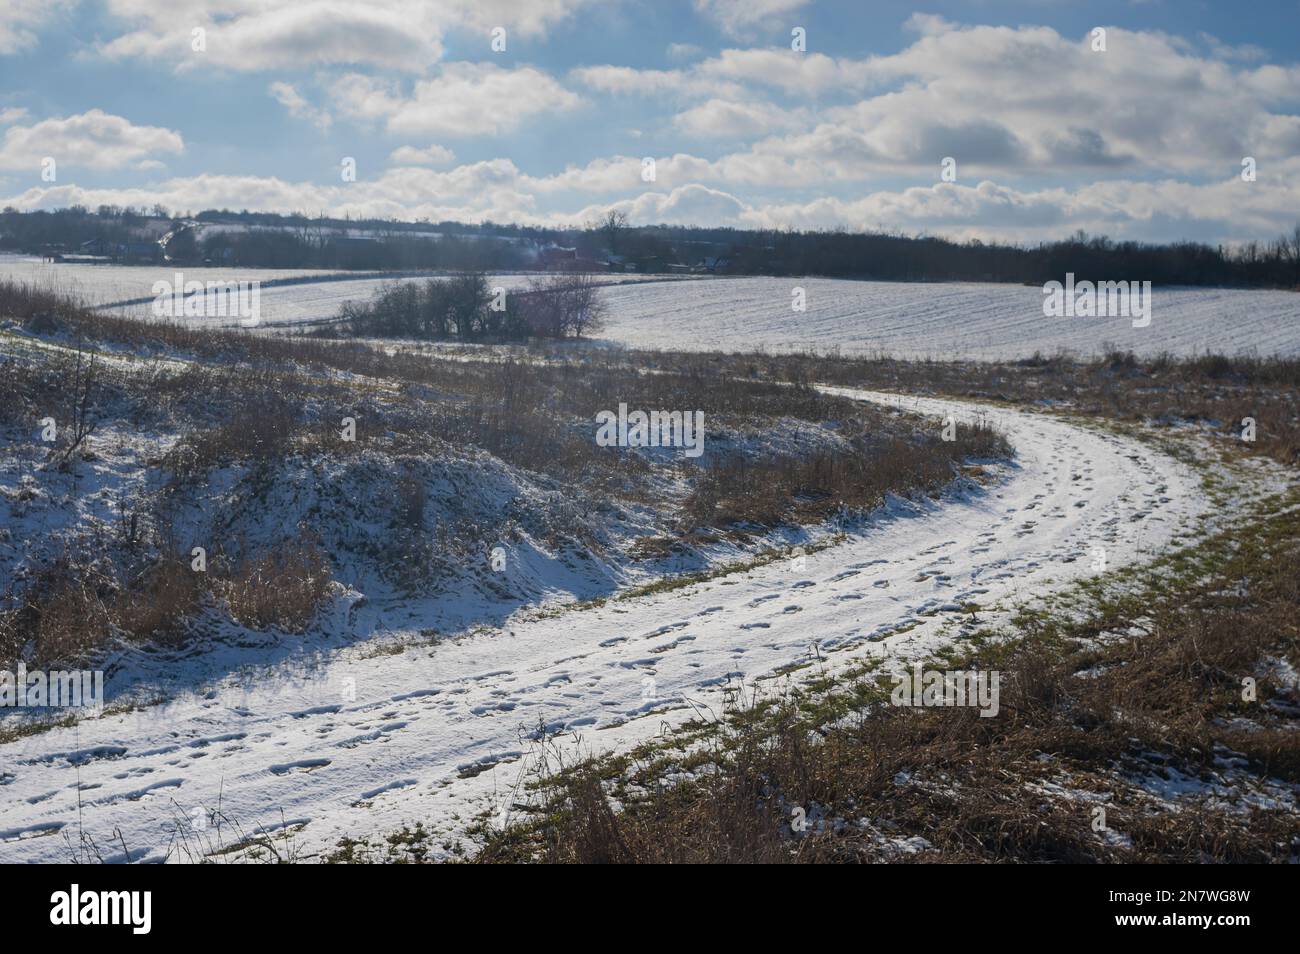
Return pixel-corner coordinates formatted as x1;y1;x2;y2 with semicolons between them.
0;390;1209;862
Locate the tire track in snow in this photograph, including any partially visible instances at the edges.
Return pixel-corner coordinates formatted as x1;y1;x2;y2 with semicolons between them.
0;390;1208;862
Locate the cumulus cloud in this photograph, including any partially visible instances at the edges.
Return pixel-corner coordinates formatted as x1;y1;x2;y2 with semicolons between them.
94;0;595;73
619;183;751;225
577;20;1300;180
99;2;442;73
5;158;1298;246
331;63;583;137
0;0;74;55
524;154;717;193
0;163;537;224
0;110;184;171
693;0;811;40
388;144;456;166
674;99;806;138
268;82;333;130
743;169;1300;244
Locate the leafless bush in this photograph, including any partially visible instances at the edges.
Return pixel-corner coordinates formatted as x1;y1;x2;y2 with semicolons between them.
517;272;607;338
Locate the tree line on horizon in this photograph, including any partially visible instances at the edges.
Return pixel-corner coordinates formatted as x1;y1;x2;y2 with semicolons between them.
2;205;1298;290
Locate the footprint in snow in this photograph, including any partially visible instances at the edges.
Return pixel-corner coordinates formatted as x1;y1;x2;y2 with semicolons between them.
269;759;331;775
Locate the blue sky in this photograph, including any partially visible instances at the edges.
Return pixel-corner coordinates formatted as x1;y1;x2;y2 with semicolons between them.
0;1;1298;244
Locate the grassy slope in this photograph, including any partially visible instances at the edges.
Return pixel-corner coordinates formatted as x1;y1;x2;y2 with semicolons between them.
450;464;1299;863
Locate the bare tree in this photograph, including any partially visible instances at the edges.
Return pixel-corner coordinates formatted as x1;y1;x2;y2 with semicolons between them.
590;209;628;256
1286;225;1300;286
563;272;607;338
53;342;98;470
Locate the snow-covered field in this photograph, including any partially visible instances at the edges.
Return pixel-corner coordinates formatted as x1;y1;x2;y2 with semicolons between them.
0;390;1221;862
0;254;342;308
146;272;703;329
6;254;1296;358
0;254;708;330
597;277;1300;360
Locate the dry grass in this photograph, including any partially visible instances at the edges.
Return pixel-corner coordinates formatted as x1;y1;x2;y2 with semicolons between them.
213;534;332;632
472;492;1300;864
685;427;1008;528
672;347;1300;468
115;557;204;644
0;536;332;667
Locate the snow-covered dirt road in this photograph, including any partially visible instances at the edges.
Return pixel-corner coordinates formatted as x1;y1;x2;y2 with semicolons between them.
0;390;1210;862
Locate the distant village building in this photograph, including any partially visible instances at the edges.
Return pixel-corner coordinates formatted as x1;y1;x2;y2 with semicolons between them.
692;256;729;274
58;237;163;264
118;240;163;264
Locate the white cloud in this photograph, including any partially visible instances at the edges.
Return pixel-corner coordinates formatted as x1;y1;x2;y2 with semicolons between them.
100;2;442;74
0;0;73;55
6;158;1297;246
268;82;333;130
94;0;596;73
741;169;1300;244
674;98;805;138
621;183;751;226
0;110;184;171
577;20;1300;180
693;0;810;40
523;154;717;193
572;64;738;99
0;162;537;224
695;49;876;95
330;63;583;137
389;144;456;166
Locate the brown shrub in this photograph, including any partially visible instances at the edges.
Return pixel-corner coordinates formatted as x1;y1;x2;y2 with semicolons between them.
115;557;204;645
215;534;332;632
